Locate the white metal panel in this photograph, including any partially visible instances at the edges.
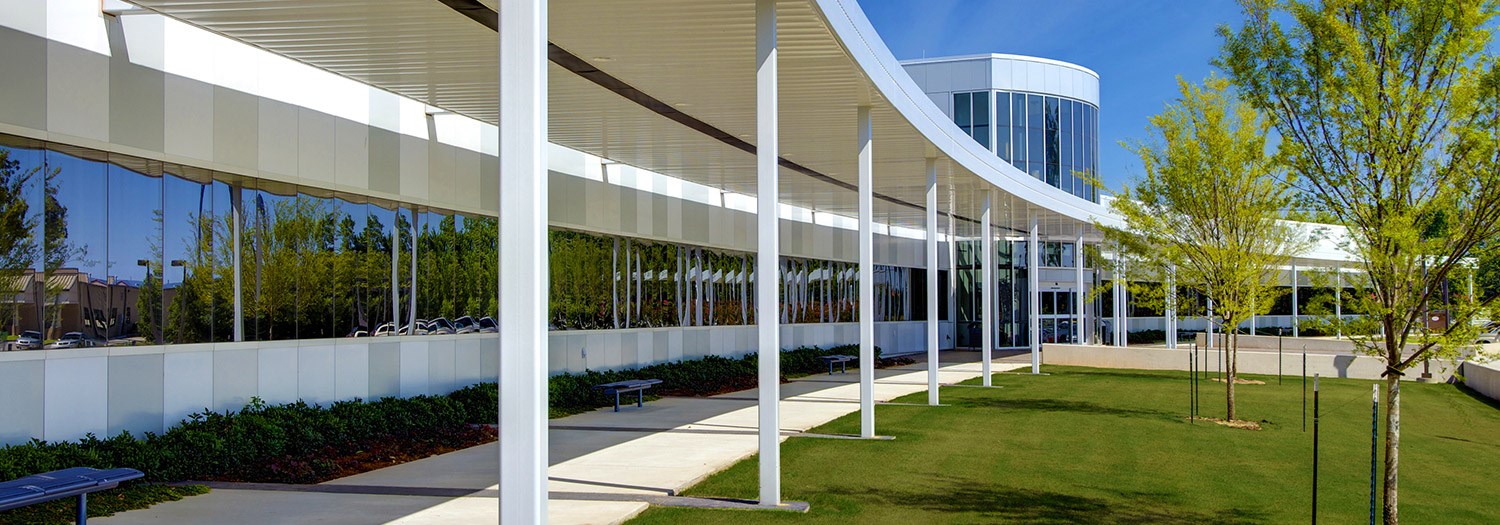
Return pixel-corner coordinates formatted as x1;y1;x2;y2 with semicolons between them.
398;339;431;397
296;108;336;184
335;342;371;401
297;344;337;405
257;345;299;405
43;354;108;442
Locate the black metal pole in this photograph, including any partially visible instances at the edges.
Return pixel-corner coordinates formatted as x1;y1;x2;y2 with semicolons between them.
1370;384;1378;525
1189;347;1195;424
1302;352;1308;432
1193;341;1200;419
1313;374;1320;525
1278;328;1284;385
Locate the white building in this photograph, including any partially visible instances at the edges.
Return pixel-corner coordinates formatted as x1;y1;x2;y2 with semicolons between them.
0;0;1360;518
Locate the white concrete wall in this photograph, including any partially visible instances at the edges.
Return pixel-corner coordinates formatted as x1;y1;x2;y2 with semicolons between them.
1462;360;1500;403
1042;343;1458;383
0;335;499;445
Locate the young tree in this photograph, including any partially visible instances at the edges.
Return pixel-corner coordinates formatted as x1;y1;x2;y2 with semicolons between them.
1220;1;1500;522
1100;76;1305;421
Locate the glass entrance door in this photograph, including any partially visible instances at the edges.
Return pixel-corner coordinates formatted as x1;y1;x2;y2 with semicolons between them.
1038;289;1078;344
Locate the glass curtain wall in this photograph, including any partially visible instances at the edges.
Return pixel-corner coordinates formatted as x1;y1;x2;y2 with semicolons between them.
952;91;990;149
0;135;499;347
548;228;930;330
955;236;1029;349
974;90;1097;203
2;135;948;349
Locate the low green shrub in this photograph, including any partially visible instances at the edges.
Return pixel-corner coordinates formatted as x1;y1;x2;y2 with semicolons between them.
0;394;492;486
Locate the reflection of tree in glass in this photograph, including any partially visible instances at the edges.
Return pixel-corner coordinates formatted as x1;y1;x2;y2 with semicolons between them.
43;165;86;339
136;208;164;343
0;150;39;336
166;205;230;344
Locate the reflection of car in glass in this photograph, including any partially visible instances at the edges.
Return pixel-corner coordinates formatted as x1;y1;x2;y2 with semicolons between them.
12;330;43;350
426;317;456;335
373;323;396;337
454;316;479;334
45;332;102;349
399;320;430;336
478;316;498;333
1477;322;1500;344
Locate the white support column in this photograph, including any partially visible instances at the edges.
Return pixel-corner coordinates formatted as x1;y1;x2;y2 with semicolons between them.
1165;265;1177;349
1074;230;1084;345
498;0;548;522
1291;262;1300;338
754;0;782;507
925;159;940;405
947;192;957;350
1112;256;1125;347
980;190;993;386
1207;297;1215;352
1335;267;1343;339
1028;218;1040;373
231;183;244;342
856;105;875;437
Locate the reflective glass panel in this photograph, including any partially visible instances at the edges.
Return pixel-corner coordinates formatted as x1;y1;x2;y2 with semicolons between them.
44;149;107;343
0;140;44;340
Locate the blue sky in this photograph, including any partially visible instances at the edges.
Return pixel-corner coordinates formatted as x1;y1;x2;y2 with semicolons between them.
857;0;1246;193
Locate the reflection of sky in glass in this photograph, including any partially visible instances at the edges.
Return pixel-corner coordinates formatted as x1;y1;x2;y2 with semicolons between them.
108;163;161;284
46;151;107;278
163;173;209;288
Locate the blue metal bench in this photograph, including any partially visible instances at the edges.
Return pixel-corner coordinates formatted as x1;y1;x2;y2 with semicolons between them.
0;467;144;524
593;379;663;412
819;354;856;375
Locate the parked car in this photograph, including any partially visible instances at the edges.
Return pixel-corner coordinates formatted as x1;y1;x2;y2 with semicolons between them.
426;317;456;335
453;316;479;334
477;316;498;333
345;326;369;338
44;332;102;349
12;330;43;350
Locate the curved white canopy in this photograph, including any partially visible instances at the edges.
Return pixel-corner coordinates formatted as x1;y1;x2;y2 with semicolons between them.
125;0;1123;238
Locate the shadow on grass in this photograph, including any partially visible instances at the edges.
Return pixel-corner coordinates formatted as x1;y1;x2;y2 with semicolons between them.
823;475;1269;524
952;397;1176;420
1454;382;1500;411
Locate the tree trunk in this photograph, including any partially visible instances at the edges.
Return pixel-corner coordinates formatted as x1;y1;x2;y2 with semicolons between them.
1382;372;1400;524
1226;331;1237;421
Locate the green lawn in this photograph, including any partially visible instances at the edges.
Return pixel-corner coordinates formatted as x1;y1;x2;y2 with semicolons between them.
627;366;1500;524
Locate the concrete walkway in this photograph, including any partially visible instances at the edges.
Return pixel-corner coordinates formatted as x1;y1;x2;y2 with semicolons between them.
96;351;1029;525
